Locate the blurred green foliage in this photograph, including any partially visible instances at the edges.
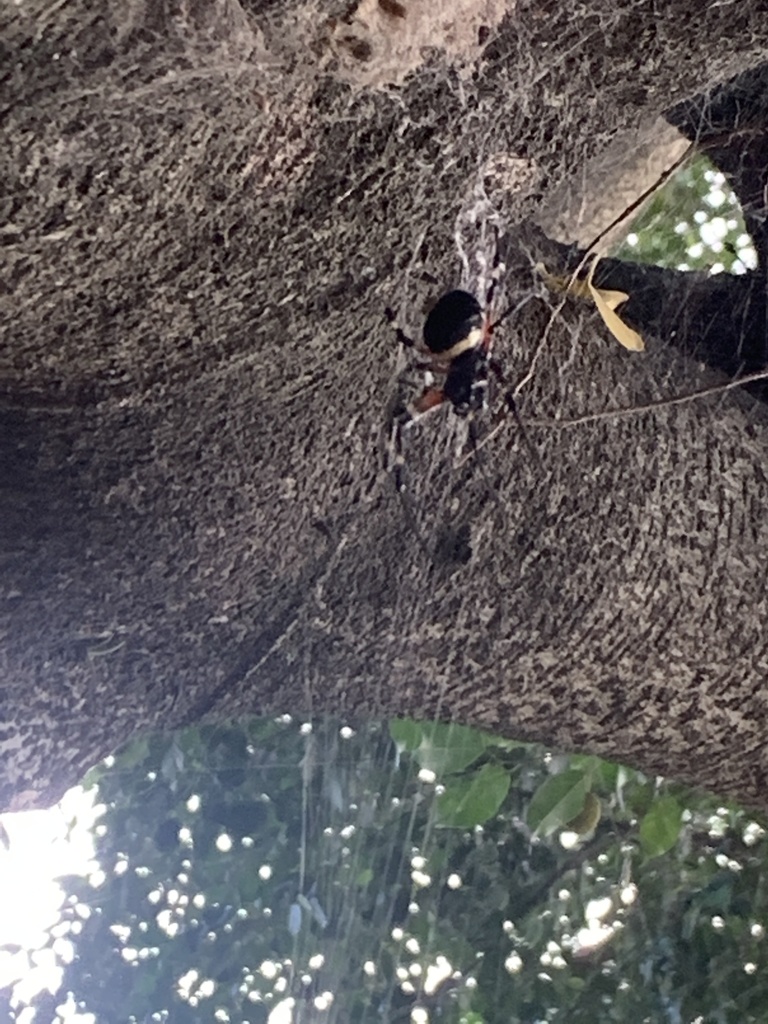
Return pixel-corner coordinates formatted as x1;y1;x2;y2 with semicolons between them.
11;718;768;1024
614;157;757;274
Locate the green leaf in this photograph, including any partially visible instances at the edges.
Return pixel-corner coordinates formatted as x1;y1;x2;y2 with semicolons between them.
111;736;151;770
416;723;490;775
569;754;620;791
389;719;423;752
392;721;491;775
527;770;590;837
620;776;655;818
639;795;682;857
436;763;510;828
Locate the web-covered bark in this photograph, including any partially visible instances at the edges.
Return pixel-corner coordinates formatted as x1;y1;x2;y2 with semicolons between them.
2;0;768;811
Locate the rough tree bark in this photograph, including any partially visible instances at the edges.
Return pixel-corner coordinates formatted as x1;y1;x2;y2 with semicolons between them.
2;0;768;812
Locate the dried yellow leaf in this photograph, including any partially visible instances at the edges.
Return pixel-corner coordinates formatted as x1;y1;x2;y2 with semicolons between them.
592;287;630;312
586;256;644;352
536;259;645;352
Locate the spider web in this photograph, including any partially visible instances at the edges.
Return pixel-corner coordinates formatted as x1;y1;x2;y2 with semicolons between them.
4;3;768;1022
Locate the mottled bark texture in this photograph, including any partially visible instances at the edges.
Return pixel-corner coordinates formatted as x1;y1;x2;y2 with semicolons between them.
2;0;768;811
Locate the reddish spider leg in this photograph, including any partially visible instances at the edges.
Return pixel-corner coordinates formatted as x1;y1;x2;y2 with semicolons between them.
387;316;452;417
386;315;455;495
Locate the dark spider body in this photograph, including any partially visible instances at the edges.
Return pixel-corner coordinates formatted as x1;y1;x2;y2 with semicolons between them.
385;287;496;496
443;344;489;415
424;289;490;417
423;289;483;354
386;268;539;505
388;287;494;425
385;243;541;555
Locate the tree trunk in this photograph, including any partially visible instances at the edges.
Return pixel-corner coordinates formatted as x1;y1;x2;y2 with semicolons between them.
2;0;768;811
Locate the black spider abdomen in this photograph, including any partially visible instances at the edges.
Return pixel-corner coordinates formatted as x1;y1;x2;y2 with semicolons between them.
423;290;483;354
444;348;487;415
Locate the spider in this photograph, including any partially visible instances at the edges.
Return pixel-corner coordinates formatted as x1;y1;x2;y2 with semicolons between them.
385;274;531;497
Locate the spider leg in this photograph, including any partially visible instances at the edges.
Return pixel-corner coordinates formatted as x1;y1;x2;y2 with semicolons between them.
485;230;538;335
411;387;447;416
479;225;509;356
483;224;506;320
384;300;449;493
389;409;409;496
465;415;483;473
490;295;535;334
387;387;446;492
384;303;443;490
386;306;449;375
384;306;419;350
385;398;437;557
487;358;543;470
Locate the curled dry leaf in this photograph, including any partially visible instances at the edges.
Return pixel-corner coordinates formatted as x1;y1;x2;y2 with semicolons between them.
537;258;645;352
586;255;645;352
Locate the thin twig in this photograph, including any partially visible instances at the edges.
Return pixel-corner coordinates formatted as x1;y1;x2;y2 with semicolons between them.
581;143;695;257
460;367;768;460
526;367;768;429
